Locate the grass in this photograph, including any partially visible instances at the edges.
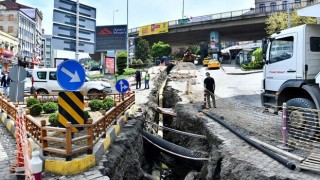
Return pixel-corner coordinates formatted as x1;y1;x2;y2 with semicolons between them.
89;74;104;79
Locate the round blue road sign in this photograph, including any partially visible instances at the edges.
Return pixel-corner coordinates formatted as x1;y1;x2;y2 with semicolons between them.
57;60;86;91
115;79;130;93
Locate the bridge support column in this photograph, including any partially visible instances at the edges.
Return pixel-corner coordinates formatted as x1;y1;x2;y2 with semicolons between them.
100;52;106;74
200;41;208;64
209;31;221;59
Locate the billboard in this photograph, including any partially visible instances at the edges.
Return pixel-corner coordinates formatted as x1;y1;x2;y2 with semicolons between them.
210;31;220;53
105;57;115;74
139;22;168;36
96;25;127;51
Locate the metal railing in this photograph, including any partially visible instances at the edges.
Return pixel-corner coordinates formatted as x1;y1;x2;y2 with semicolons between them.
128;1;318;34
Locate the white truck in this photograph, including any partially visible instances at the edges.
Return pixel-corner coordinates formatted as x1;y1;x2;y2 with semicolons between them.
261;4;320;138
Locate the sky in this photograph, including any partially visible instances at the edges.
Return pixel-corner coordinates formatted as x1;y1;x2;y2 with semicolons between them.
17;0;255;35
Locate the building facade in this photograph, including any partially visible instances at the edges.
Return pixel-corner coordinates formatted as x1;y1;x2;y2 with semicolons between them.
254;0;318;12
0;0;43;68
0;29;18;71
42;34;53;68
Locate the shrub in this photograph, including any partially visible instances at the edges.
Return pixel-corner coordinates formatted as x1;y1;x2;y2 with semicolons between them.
102;97;114;110
88;99;102;111
43;102;58;114
117;51;127;75
30;104;43;116
49;112;59;126
84;110;91;124
123;68;136;75
27;98;40;107
136;59;143;65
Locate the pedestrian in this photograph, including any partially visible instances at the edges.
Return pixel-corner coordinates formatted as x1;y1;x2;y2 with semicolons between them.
204;72;216;108
99;65;103;74
135;70;141;89
144;70;150;89
1;71;11;97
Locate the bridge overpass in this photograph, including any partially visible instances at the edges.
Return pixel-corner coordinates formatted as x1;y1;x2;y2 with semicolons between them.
128;2;316;46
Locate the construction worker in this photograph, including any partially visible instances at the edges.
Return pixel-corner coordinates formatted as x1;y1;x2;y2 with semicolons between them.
204;72;216;108
144;70;150;89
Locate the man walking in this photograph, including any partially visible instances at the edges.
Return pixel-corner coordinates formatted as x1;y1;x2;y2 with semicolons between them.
204;72;216;108
1;71;11;97
144;70;150;89
135;70;141;89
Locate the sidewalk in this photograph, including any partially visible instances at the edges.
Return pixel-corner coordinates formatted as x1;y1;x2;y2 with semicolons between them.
220;60;262;75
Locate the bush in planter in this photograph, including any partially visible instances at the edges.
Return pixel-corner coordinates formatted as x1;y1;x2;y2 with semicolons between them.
43;102;58;114
102;97;114;110
88;99;102;111
30;104;43;116
84;110;91;124
27;98;40;107
49;112;59;126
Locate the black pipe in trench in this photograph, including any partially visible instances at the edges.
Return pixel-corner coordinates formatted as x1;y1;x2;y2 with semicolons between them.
200;109;296;170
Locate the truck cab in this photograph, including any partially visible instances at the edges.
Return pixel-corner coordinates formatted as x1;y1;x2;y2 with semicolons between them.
262;24;320;111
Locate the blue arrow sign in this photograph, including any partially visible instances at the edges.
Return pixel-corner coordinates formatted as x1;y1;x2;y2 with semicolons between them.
57;60;86;91
115;79;130;93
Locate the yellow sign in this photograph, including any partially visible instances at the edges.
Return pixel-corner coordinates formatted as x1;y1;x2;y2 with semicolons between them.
139;22;169;36
58;91;84;132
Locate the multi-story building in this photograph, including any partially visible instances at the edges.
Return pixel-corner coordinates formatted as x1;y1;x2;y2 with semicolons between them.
0;0;42;68
0;30;18;71
42;34;53;68
255;0;318;12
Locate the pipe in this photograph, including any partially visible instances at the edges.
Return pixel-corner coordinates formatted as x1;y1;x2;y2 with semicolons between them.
199;109;296;170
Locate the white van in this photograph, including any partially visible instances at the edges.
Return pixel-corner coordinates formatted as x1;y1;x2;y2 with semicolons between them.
32;68;112;95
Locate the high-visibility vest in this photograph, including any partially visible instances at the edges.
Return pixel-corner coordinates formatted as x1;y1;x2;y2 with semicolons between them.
145;73;150;80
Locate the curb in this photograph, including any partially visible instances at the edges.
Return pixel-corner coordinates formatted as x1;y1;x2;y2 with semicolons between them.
0;111;15;136
45;104;141;175
221;67;263;75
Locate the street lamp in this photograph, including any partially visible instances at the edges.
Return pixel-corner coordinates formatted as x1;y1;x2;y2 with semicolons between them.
182;0;185;18
113;10;119;25
126;0;129;68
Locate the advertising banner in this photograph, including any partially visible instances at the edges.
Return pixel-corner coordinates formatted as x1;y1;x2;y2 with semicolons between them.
139;22;168;36
96;25;127;51
105;57;115;74
210;31;220;53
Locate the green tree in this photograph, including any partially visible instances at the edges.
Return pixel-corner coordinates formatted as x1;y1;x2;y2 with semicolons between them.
150;41;172;58
266;10;317;35
116;51;127;75
135;38;150;62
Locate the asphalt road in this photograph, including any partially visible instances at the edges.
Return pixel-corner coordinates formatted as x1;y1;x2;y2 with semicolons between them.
198;65;263;107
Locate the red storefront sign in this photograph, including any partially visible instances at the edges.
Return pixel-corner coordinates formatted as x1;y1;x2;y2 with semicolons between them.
32;57;40;64
105;57;115;74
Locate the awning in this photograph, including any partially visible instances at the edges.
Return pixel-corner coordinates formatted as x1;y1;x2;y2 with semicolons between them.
297;3;320;17
0;48;14;57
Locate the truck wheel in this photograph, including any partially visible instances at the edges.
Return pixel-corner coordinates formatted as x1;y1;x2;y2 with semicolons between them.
37;89;49;95
286;98;318;140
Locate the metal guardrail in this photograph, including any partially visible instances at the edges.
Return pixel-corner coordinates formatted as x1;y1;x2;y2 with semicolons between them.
128;1;317;34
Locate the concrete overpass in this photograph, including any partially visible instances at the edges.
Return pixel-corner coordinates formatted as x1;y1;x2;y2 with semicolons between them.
128;2;317;46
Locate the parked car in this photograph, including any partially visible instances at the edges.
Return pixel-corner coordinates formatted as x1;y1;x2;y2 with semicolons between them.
86;66;101;76
32;68;112;95
202;57;212;66
207;59;221;69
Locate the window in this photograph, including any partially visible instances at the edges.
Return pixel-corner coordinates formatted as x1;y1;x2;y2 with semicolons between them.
310;37;320;52
0;26;3;31
8;26;13;33
37;72;47;80
269;36;294;63
49;72;56;80
8;14;14;21
259;4;266;12
283;1;288;10
270;2;277;11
